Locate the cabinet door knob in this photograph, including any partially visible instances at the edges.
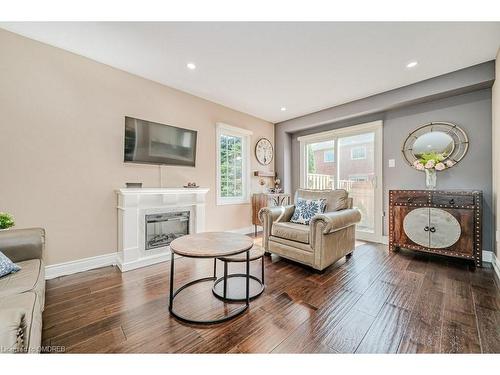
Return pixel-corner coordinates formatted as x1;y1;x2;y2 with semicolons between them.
424;226;429;231
429;227;436;233
407;197;412;203
449;199;455;205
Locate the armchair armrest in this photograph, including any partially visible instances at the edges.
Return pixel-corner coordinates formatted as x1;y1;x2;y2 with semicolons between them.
310;208;361;235
258;205;295;225
0;228;45;263
258;205;295;251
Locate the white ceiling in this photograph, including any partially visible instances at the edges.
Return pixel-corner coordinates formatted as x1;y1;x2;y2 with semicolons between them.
1;22;499;123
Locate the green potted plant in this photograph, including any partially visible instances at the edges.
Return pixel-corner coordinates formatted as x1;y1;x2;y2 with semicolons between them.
0;212;15;230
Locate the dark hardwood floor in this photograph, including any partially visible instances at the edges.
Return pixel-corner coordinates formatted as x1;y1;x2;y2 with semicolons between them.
42;236;500;353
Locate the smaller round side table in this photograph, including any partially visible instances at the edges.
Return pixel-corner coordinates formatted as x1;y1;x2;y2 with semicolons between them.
212;244;265;302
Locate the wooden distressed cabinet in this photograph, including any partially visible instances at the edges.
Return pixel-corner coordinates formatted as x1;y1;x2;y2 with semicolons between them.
252;193;291;235
389;190;482;267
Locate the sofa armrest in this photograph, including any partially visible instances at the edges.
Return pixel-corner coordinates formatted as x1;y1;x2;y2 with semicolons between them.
258;205;295;251
310;208;361;234
0;228;45;263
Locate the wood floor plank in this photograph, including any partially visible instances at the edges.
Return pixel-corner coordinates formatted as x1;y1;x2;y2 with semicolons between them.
398;289;444;353
397;259;448;354
356;303;411;353
440;278;481;353
474;305;500;353
326;309;376;353
272;288;362;353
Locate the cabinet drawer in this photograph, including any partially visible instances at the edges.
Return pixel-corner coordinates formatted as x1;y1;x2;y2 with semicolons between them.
431;194;474;207
393;192;428;205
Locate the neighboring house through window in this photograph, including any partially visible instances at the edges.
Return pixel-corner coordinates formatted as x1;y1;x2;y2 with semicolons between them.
216;123;252;205
350;146;367;160
323;150;335;162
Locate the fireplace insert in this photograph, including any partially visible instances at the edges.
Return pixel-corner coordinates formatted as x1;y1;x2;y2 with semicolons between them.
145;211;190;250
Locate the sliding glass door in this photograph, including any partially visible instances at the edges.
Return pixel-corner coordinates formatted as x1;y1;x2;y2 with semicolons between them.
305;140;335;190
299;121;383;242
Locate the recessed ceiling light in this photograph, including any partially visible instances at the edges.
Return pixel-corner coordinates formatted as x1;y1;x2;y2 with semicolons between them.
186;62;196;70
280;107;287;111
406;61;418;68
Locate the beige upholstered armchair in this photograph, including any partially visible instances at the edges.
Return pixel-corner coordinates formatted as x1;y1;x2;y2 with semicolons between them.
259;189;361;271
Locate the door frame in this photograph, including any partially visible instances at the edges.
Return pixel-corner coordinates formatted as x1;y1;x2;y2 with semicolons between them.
297;120;384;243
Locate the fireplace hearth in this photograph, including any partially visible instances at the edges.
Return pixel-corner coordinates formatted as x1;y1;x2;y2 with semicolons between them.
145;211;189;250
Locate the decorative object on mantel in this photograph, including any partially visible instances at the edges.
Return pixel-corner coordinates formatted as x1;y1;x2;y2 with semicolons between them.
402;122;468;189
274;177;281;191
255;138;273;165
183;182;200;188
253;170;275;177
0;212;15;230
389;190;482;267
258;178;267;193
251;192;291;236
125;182;143;188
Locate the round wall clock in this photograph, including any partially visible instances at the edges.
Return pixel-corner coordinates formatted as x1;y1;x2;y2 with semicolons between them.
255;138;273;165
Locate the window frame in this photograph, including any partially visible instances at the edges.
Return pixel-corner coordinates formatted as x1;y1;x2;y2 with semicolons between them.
350;146;367;160
216;122;252;206
348;174;369;182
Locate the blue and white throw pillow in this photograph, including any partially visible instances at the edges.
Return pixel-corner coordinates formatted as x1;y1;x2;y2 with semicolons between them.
290;198;327;225
0;251;21;278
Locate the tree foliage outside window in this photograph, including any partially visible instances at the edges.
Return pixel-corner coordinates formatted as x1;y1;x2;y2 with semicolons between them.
307;144;316;174
219;134;243;198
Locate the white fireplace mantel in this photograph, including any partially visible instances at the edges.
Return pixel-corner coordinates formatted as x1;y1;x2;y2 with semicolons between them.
116;187;209;272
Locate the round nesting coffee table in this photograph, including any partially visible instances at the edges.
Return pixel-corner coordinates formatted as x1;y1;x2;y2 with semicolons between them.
169;232;254;325
212;244;265;302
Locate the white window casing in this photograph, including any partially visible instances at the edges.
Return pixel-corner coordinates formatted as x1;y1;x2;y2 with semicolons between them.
216;122;252;205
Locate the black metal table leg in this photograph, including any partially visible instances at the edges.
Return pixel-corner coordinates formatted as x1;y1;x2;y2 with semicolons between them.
246;249;250;305
169;251;175;311
223;261;228;298
261;256;265;284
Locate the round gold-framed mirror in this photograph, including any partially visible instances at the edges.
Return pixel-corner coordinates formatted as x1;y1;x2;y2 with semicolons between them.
402;122;468;171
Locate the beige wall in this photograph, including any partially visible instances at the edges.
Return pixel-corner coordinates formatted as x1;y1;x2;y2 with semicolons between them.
0;29;274;265
493;50;500;259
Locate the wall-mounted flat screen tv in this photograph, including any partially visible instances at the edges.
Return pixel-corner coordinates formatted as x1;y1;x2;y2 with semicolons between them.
124;116;197;166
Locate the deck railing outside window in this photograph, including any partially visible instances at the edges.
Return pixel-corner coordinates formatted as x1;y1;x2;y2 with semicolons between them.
306;174;374;233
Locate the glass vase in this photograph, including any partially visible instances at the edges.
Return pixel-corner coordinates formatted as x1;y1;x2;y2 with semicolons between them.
425;169;437;190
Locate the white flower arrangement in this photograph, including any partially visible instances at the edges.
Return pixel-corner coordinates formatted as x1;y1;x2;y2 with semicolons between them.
413;152;453;172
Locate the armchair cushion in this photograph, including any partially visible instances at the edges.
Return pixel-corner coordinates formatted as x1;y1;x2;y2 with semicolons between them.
295;189;348;212
290;198;326;225
271;222;310;244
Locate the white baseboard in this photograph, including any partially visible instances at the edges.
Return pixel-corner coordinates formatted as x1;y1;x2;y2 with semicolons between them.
482;251;493;263
228;226;260;235
45;252;117;280
116;251;173;272
45;226;259;278
491;252;500;282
